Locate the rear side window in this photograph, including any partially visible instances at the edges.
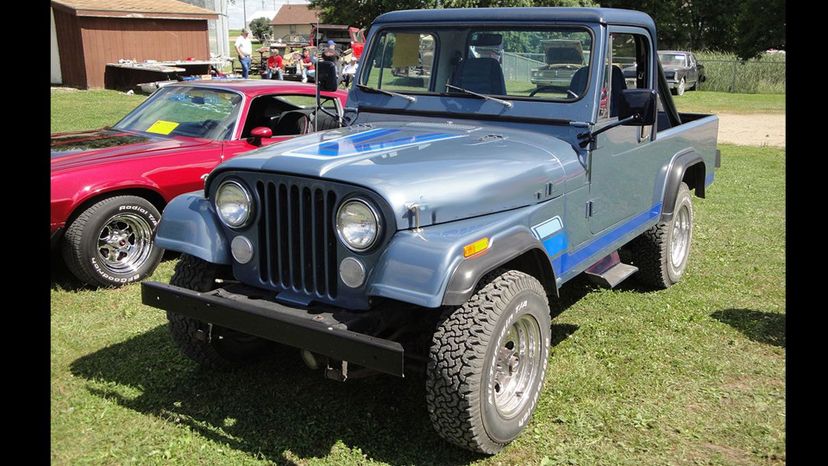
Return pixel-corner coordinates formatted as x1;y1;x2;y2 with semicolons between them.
362;32;436;93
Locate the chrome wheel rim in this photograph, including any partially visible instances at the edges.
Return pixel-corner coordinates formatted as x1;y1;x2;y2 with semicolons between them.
671;204;691;268
491;313;543;418
96;213;154;273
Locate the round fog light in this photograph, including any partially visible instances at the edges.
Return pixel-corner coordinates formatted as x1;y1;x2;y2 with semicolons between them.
231;236;254;264
339;257;366;288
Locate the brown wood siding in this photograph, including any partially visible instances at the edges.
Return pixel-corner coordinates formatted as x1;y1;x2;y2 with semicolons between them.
53;8;87;88
79;17;209;88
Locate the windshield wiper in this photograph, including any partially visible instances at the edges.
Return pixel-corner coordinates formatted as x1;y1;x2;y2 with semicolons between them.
445;84;513;108
355;84;416;103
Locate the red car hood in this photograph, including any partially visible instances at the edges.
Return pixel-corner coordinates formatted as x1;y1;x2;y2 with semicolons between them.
51;128;210;171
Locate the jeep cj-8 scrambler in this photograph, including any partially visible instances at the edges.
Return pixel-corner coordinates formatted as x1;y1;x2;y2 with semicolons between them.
142;7;720;453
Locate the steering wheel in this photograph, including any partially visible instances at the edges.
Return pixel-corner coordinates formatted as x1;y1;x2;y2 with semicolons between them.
272;110;313;135
529;85;579;99
199;119;219;133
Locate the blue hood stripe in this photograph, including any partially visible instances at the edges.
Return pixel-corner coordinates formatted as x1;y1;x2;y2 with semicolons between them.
286;128;466;158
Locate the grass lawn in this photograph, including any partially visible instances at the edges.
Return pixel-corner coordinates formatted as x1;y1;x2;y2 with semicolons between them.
51;89;146;133
673;91;785;114
51;134;785;464
50;89;785;463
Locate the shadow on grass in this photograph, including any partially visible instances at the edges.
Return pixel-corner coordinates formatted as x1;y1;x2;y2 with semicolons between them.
70;317;579;464
711;309;785;348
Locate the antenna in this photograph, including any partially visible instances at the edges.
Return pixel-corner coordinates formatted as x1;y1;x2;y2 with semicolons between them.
315;13;320;132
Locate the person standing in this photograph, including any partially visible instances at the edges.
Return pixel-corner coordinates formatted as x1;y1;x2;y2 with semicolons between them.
235;29;253;79
266;50;284;80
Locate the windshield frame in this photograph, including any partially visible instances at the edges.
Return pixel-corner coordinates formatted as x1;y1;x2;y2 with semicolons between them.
357;23;596;104
112;85;246;141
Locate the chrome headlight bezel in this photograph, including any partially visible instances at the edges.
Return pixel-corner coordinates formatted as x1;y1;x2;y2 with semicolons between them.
215;180;253;229
336;198;382;252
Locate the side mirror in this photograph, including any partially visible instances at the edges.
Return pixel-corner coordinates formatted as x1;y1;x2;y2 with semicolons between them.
317;60;338;92
249;126;272;146
619;88;657;126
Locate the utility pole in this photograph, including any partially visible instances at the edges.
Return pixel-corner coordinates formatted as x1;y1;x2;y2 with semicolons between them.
242;0;247;28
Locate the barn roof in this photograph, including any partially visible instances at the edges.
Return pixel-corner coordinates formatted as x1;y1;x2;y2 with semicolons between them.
51;0;218;20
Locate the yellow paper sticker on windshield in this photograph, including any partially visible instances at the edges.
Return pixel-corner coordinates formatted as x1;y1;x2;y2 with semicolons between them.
392;33;420;68
146;120;179;135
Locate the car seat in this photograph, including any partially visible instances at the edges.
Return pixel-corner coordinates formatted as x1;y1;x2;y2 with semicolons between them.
567;65;627;116
450;57;507;96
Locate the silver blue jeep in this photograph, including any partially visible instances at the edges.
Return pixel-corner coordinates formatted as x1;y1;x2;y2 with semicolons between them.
142;7;720;454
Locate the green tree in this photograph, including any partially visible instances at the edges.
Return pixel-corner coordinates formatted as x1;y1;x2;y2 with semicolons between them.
734;0;785;60
249;17;272;42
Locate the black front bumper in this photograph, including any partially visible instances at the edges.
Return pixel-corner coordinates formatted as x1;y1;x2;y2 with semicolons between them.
141;282;405;376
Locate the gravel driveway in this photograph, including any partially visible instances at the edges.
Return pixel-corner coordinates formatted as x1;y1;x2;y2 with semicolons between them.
716;113;785;147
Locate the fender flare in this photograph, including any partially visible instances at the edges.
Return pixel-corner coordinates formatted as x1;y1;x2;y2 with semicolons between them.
153;192;231;264
661;150;705;222
442;228;552;306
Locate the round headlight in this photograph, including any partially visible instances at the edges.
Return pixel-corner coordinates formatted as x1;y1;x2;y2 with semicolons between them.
216;180;252;228
336;199;380;251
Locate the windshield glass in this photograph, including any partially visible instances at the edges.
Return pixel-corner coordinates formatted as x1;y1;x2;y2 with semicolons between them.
360;26;593;102
658;53;687;67
113;86;242;140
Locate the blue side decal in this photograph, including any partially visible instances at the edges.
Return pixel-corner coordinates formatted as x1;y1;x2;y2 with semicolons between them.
555;203;662;276
532;216;563;239
286;128;465;158
542;231;568;258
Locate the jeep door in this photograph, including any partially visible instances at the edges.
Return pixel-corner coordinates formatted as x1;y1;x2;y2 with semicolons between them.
587;28;660;234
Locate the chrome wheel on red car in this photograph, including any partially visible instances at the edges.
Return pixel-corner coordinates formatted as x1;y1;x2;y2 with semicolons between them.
62;195;164;288
96;212;155;274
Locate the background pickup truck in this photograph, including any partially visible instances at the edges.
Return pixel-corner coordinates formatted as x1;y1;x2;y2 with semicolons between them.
142;7;720;455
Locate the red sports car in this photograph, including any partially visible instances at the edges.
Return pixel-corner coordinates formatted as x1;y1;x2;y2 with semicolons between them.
51;80;348;287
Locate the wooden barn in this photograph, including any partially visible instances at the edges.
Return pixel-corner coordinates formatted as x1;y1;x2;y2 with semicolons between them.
50;0;218;89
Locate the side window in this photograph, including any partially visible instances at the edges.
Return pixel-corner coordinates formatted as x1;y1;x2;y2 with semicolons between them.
602;32;650;119
362;32;436;92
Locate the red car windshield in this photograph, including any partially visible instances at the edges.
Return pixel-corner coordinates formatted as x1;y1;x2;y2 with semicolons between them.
113;86;242;140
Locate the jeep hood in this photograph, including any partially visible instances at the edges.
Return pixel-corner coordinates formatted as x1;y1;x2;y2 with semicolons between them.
216;122;581;229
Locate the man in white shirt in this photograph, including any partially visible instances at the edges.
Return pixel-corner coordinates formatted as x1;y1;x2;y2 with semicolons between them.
235;29;253;78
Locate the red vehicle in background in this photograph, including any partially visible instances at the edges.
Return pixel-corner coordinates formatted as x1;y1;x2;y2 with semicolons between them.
309;24;365;58
51;80;348;287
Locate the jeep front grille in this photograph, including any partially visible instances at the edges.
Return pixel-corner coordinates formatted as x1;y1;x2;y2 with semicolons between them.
255;180;338;299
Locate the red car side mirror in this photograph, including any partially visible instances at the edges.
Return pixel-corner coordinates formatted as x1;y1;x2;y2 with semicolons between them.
249;126;273;146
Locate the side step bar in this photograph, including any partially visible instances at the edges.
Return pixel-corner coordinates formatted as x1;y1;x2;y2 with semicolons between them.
584;251;638;288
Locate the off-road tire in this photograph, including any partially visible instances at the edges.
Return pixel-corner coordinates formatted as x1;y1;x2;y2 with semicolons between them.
426;269;551;454
626;182;694;289
167;254;271;370
62;195;163;287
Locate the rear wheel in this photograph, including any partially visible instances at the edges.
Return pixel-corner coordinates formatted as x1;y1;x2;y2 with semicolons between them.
626;182;694;289
426;270;551;454
167;254;271;370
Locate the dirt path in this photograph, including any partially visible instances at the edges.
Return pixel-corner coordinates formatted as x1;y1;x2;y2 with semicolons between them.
716;113;785;148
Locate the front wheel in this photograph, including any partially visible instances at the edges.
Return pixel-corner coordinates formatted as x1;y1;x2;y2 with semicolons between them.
672;77;686;96
426;270;551;454
167;254;271;370
61;195;163;287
